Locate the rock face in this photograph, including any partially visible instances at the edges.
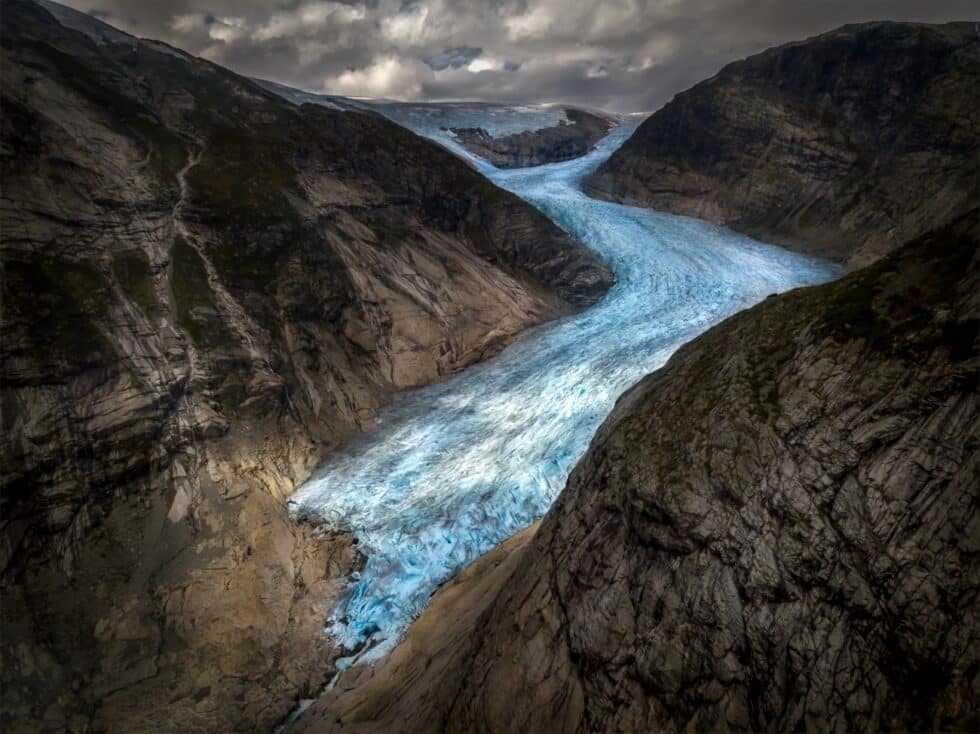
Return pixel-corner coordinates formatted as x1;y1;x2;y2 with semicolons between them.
585;22;979;269
299;211;980;733
448;108;617;168
0;1;612;731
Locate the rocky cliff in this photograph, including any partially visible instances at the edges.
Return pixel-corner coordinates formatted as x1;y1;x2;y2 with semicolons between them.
448;108;617;168
585;22;979;269
299;211;979;732
0;1;612;731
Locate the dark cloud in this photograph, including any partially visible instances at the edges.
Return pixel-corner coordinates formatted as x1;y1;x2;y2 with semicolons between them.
59;0;977;111
424;45;482;70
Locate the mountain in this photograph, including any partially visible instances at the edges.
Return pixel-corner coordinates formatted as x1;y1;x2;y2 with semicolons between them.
297;210;979;733
0;0;612;730
584;22;979;269
254;80;620;170
446;108;617;168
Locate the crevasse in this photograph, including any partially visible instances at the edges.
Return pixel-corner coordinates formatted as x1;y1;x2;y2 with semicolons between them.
291;110;839;660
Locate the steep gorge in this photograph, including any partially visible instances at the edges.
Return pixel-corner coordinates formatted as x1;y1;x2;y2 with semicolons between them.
0;1;611;730
4;5;977;733
298;210;980;734
292;22;980;732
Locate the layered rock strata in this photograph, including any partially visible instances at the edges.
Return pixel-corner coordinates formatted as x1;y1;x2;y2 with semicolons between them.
0;1;612;730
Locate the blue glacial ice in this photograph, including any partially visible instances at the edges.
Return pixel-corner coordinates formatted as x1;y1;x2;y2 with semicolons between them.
291;112;840;660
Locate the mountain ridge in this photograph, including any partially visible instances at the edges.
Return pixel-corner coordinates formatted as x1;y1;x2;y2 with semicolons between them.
584;21;979;268
0;1;611;730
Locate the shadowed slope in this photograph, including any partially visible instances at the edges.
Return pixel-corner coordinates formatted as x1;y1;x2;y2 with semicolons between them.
299;212;979;733
585;22;979;269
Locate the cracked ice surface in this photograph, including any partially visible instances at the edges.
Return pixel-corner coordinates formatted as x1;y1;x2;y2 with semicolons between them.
291;114;839;659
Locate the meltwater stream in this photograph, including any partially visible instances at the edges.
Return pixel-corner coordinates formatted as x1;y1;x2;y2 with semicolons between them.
292;112;838;661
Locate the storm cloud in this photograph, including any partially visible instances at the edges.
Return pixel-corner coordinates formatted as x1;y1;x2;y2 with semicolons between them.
59;0;977;111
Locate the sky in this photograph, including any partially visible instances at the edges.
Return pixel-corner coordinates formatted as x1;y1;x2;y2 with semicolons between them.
60;0;977;112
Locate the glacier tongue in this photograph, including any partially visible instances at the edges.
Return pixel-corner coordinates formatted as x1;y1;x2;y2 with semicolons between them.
290;114;839;660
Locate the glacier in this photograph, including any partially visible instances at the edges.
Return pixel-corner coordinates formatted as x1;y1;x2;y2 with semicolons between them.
290;112;839;661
